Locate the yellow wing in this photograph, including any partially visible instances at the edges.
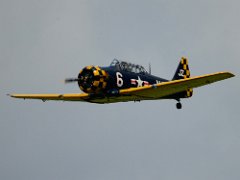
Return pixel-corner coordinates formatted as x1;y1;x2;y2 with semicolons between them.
9;72;234;103
120;72;234;99
10;93;90;102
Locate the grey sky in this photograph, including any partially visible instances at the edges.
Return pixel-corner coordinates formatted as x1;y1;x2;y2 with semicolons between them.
1;0;240;180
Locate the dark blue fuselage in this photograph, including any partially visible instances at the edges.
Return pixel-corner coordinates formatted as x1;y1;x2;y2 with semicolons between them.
101;66;168;91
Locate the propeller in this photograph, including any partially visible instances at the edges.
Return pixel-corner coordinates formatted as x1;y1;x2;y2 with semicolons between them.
64;78;80;84
64;66;108;93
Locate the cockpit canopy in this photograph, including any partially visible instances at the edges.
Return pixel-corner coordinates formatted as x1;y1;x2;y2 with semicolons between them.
110;59;148;74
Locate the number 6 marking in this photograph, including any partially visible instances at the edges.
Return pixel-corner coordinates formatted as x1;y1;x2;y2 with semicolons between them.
116;72;123;87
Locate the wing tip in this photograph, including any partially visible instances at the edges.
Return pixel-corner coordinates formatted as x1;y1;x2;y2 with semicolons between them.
7;94;22;99
229;72;235;77
7;94;14;98
222;71;235;78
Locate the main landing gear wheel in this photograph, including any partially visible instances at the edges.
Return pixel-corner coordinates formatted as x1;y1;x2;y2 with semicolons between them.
176;102;182;109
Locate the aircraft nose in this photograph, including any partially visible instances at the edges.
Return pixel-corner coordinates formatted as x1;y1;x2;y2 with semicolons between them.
77;66;109;93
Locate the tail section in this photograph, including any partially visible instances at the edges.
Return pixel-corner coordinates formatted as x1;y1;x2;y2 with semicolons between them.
173;57;193;98
173;57;191;80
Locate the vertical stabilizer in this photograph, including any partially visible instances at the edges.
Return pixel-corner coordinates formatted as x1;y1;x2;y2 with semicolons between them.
172;57;193;98
172;57;191;80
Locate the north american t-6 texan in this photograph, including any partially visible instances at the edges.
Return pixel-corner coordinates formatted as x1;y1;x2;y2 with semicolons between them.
10;57;234;109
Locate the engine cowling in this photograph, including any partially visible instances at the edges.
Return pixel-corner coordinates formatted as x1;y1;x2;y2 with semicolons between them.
78;66;108;93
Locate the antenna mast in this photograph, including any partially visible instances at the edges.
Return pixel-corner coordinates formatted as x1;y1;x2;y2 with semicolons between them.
149;63;151;74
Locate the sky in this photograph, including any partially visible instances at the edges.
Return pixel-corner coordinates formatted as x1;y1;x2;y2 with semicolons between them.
1;0;240;180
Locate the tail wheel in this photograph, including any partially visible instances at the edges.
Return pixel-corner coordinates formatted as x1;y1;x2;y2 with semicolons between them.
176;102;182;109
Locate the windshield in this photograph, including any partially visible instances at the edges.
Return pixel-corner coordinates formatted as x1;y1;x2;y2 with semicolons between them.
110;59;148;74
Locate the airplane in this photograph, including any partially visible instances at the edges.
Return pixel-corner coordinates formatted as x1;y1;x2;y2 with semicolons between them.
9;57;234;109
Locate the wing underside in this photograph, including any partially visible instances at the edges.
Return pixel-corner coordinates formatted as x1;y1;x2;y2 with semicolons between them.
10;72;234;103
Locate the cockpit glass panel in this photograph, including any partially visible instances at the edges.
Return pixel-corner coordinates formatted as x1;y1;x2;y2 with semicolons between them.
110;59;148;74
110;59;120;67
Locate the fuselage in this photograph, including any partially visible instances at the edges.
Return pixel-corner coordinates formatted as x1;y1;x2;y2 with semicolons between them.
101;66;168;91
76;59;191;102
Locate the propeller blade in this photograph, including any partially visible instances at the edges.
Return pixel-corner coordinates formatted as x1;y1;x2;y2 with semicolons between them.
64;78;79;83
